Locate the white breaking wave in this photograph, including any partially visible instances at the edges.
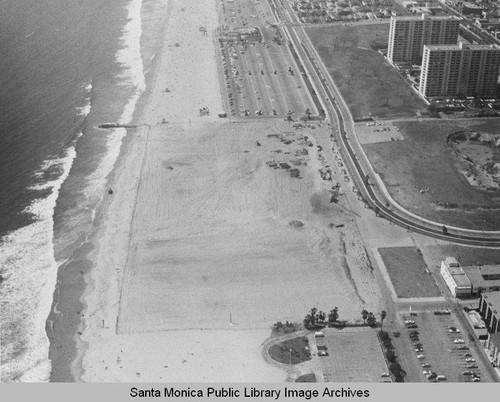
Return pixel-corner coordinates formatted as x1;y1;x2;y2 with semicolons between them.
0;146;77;382
77;80;93;117
84;0;146;199
0;0;147;382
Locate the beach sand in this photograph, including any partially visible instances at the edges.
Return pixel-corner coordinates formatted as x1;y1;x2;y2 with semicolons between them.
71;0;383;382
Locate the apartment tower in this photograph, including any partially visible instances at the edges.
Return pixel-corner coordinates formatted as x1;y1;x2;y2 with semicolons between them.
388;14;460;64
419;43;500;97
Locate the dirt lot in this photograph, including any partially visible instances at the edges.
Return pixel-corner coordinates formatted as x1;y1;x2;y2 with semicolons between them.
314;328;389;382
398;311;494;382
378;247;441;299
305;24;427;120
117;120;384;336
364;118;500;230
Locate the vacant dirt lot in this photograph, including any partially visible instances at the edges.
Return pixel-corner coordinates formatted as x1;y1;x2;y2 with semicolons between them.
306;24;427;120
364;118;500;230
117;120;383;335
378;247;441;299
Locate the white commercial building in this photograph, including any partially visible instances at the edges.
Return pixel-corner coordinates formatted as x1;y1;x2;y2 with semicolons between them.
440;257;472;298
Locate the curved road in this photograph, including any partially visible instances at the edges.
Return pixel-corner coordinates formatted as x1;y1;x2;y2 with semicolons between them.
270;0;500;248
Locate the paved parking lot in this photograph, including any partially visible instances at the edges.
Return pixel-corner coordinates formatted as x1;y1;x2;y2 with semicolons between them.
314;328;389;382
401;311;493;382
218;0;315;118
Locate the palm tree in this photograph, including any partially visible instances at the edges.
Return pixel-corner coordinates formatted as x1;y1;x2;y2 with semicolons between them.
303;307;318;329
380;310;387;331
328;307;339;326
361;309;369;324
366;312;376;326
317;310;326;325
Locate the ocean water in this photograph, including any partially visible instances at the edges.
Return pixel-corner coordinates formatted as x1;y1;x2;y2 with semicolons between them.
0;0;168;382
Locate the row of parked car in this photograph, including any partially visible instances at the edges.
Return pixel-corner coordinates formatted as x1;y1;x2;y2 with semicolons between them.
405;318;448;382
446;325;481;382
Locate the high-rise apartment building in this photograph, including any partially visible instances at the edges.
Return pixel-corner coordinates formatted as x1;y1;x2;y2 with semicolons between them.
388;14;460;64
419;43;500;97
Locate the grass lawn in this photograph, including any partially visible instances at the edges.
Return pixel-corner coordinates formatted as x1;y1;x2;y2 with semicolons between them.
305;24;427;120
364;118;500;230
378;247;441;299
269;336;311;365
296;373;316;382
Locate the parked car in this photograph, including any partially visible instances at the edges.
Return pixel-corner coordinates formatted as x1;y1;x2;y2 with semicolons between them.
318;350;329;356
466;364;478;369
453;339;465;344
472;377;481;382
381;373;390;378
465;358;476;362
421;363;431;368
405;320;415;325
415;348;424;353
456;345;469;350
416;354;425;359
463;371;473;376
449;327;460;333
406;324;418;329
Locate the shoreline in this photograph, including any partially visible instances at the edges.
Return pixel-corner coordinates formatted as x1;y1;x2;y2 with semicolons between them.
48;0;383;383
47;0;172;382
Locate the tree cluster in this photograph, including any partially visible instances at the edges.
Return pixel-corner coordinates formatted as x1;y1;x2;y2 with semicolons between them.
303;307;340;330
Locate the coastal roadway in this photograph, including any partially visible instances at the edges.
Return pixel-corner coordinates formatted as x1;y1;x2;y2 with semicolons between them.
269;0;500;248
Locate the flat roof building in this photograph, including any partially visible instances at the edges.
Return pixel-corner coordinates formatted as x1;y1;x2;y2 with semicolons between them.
440;257;472;298
419;43;500;98
388;14;459;64
463;265;500;295
479;291;500;333
486;332;500;369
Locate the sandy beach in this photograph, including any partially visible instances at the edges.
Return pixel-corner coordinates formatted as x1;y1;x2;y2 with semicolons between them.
63;0;384;382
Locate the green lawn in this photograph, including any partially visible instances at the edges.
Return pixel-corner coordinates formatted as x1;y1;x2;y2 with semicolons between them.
269;336;311;365
378;247;441;299
365;119;500;230
306;24;427;120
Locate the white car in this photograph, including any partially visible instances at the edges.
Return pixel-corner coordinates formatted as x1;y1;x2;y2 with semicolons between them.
417;354;425;359
453;339;465;344
465;358;476;362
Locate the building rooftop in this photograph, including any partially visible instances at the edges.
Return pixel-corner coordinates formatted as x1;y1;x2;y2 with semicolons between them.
442;257;472;288
392;14;459;21
463;265;500;290
481;291;500;313
490;332;500;349
425;43;500;51
444;257;460;268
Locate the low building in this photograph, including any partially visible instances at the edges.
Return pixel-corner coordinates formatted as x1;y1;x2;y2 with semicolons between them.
486;332;500;369
466;310;489;341
479;291;500;333
440;257;472;298
462;265;500;295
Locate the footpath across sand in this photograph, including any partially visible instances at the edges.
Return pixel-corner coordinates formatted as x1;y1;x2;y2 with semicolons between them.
77;0;382;382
